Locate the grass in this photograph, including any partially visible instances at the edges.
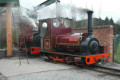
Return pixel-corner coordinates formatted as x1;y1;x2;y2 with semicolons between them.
115;43;120;63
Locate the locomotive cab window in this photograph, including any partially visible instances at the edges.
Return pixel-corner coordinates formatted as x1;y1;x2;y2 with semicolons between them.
53;20;59;28
64;20;70;28
42;22;48;28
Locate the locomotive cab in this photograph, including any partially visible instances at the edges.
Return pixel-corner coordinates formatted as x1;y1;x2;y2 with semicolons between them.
39;18;72;51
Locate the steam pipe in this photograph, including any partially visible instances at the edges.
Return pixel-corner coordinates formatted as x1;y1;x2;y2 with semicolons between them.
87;11;93;36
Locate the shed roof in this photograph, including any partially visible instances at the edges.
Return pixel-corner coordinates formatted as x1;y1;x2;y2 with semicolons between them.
0;0;19;7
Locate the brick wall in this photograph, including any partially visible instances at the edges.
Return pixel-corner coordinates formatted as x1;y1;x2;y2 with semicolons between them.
72;25;114;62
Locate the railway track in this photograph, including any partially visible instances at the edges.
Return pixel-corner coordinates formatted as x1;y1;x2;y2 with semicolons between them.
43;56;120;77
88;64;120;77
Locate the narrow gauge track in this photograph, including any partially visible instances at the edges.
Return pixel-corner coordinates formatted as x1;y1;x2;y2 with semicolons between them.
43;56;120;77
45;58;120;77
88;64;120;77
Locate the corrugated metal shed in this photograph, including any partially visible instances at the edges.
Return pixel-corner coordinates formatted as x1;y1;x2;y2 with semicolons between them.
0;0;19;3
0;0;19;7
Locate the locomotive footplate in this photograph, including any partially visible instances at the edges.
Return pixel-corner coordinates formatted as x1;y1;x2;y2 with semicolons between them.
41;51;110;65
41;51;83;57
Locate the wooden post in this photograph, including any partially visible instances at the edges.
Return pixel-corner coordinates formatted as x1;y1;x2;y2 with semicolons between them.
6;4;12;56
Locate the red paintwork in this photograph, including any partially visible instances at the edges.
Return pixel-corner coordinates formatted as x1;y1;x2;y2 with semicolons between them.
19;23;38;53
56;33;82;44
56;33;88;45
82;33;88;38
50;56;66;62
39;18;72;51
20;24;33;38
31;47;40;54
39;18;89;52
44;39;50;50
19;23;33;44
51;18;72;50
85;53;110;65
55;33;88;52
49;53;110;65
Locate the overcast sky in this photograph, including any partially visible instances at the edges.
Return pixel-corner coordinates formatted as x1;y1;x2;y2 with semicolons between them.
19;0;120;22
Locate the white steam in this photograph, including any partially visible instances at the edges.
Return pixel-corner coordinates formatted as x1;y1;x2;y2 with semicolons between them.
37;3;91;21
12;7;38;29
20;8;38;28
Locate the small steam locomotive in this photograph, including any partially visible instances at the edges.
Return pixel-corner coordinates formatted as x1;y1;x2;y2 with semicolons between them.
19;11;110;65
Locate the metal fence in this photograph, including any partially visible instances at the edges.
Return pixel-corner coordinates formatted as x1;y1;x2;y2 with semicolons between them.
113;35;120;62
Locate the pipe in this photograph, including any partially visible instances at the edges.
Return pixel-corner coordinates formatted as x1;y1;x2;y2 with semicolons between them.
87;11;93;36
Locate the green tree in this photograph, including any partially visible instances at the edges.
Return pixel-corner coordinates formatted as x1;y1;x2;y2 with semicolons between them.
105;17;109;25
114;19;120;35
116;19;120;25
110;18;114;25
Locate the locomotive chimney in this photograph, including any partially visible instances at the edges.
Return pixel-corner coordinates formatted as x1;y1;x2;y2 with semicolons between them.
87;11;93;36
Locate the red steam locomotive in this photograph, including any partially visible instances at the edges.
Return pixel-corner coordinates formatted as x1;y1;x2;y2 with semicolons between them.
19;11;110;65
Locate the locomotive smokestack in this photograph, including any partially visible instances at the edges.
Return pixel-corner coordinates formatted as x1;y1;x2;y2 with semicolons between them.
87;11;93;36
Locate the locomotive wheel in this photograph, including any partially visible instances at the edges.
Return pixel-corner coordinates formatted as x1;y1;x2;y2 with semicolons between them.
65;59;71;64
65;57;74;64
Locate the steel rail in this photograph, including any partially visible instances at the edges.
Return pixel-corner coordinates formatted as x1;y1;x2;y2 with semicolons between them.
88;64;120;77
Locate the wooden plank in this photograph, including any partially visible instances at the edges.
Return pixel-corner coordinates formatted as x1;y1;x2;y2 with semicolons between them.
6;4;12;56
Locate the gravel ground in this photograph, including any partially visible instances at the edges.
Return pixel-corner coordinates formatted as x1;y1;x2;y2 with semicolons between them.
8;67;120;80
0;73;7;80
0;56;120;80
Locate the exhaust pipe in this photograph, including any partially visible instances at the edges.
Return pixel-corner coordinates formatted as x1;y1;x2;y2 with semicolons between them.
87;11;93;36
